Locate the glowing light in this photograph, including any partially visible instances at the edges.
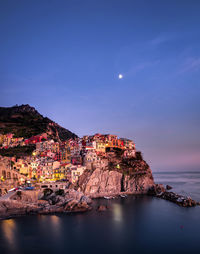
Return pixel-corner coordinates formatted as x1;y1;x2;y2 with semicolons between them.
2;219;17;249
118;74;123;79
112;204;123;222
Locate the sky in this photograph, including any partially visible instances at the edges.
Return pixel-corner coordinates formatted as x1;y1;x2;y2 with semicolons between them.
0;0;200;171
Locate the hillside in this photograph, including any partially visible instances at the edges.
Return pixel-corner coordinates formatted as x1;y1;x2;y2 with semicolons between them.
0;104;77;141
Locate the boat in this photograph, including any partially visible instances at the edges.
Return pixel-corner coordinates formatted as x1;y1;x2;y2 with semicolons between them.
104;196;112;199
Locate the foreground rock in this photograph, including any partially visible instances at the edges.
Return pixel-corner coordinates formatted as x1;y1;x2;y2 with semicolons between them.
97;205;108;211
148;184;198;207
0;189;92;220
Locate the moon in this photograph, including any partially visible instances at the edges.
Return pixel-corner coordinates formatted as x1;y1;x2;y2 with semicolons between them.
118;74;123;79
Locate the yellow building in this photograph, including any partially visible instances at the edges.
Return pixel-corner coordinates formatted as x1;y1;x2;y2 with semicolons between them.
53;163;70;181
19;163;29;176
95;141;106;153
0;134;4;145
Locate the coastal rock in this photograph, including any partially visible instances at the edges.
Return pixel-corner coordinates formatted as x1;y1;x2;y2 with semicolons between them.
97;205;108;211
0;188;92;219
148;187;198;207
64;200;90;212
0;203;7;215
84;169;122;195
123;170;154;194
0;199;39;217
77;158;155;197
166;185;172;190
148;184;166;195
37;200;49;206
80;195;92;204
161;192;197;207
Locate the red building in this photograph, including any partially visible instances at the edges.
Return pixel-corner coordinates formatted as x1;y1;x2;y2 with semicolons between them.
25;135;47;145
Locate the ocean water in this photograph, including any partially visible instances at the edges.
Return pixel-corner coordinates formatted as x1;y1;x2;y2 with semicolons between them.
0;171;200;254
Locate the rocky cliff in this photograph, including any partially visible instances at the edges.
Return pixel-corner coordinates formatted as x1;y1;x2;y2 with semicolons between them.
76;151;154;197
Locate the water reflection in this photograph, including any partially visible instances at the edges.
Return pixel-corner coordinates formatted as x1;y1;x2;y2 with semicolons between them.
112;203;123;222
50;215;61;238
38;215;62;239
1;219;18;252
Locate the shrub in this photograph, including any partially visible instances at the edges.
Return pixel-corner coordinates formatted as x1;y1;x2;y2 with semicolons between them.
0;145;36;157
16;191;22;197
135;151;143;160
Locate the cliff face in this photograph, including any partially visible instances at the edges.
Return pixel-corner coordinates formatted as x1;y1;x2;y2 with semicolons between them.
76;152;154;197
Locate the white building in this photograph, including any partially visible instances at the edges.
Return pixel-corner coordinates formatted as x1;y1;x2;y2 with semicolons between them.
71;165;86;183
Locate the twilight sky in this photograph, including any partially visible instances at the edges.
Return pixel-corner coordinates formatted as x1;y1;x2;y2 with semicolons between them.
1;0;200;171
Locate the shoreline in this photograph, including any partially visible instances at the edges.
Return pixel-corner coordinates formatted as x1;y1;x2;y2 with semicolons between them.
1;187;199;221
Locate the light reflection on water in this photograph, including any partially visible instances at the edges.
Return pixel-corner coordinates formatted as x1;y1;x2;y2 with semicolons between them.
1;219;18;252
50;215;61;238
38;214;62;241
112;203;123;222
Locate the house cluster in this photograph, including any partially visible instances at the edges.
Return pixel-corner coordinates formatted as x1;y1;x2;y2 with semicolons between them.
0;133;47;149
0;133;24;149
2;133;136;184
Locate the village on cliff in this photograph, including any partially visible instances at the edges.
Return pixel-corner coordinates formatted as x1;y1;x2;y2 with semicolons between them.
0;133;136;194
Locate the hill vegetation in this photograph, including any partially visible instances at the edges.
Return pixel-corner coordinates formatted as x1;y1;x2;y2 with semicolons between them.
0;104;77;141
0;145;36;158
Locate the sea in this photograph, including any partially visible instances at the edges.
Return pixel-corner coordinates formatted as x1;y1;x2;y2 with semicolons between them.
0;171;200;254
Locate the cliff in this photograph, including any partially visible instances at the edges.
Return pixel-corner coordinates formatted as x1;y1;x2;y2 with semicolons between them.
76;151;154;197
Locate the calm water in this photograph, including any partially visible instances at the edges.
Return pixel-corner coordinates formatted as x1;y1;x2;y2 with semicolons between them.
0;172;200;254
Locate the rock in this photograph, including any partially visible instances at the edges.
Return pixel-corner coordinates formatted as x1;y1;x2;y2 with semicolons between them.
55;207;64;213
0;203;7;216
37;200;49;206
149;188;198;207
76;157;155;197
166;185;172;190
26;204;40;213
64;189;84;202
124;170;154;194
0;188;92;219
148;184;166;196
80;195;92;204
74;201;91;212
10;190;40;203
97;205;107;212
64;200;78;211
38;207;50;214
63;199;90;212
83;169;122;195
